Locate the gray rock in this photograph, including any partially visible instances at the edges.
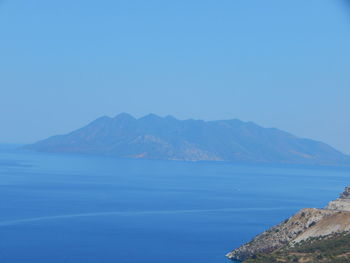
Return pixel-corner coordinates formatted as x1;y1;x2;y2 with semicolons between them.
340;187;350;199
226;187;350;261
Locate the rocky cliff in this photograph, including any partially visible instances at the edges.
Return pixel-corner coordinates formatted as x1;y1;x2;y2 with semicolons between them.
226;187;350;262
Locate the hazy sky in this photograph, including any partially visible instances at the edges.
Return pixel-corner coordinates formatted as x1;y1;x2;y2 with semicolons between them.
1;0;350;153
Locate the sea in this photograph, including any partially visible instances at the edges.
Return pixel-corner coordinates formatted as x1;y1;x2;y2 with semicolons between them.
0;144;349;263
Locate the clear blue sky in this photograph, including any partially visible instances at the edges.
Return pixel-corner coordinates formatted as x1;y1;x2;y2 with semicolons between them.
1;0;350;153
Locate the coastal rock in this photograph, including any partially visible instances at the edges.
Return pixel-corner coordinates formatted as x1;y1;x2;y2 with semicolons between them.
340;187;350;199
226;187;350;262
325;187;350;211
226;209;337;261
324;199;350;211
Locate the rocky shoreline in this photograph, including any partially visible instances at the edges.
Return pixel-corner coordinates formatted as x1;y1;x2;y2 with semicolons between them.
226;187;350;262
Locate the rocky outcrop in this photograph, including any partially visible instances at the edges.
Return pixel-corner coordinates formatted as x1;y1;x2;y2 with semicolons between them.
226;187;350;262
325;187;350;211
292;210;350;244
340;187;350;199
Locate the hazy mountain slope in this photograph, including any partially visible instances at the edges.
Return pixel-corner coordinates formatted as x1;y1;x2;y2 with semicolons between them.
25;113;350;165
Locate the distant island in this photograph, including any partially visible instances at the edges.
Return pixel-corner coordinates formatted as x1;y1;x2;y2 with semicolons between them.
25;113;350;166
226;187;350;263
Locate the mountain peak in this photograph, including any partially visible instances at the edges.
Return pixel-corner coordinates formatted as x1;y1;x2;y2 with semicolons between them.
139;113;162;121
114;112;135;121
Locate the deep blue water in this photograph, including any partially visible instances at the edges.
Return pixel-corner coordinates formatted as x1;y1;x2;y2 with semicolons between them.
0;145;349;263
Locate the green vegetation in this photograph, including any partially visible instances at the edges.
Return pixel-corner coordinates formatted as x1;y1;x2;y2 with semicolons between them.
244;233;350;263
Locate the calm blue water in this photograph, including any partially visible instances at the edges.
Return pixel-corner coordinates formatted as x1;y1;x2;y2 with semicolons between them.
0;144;349;263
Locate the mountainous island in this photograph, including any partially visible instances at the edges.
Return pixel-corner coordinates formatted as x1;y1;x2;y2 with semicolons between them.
25;113;350;166
226;187;350;263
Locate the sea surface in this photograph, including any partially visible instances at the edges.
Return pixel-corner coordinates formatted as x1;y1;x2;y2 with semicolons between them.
0;144;349;263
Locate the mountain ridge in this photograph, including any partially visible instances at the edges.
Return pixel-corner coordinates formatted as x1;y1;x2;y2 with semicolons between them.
25;113;350;166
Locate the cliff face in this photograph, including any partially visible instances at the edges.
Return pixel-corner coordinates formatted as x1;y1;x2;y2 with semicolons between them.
226;187;350;262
